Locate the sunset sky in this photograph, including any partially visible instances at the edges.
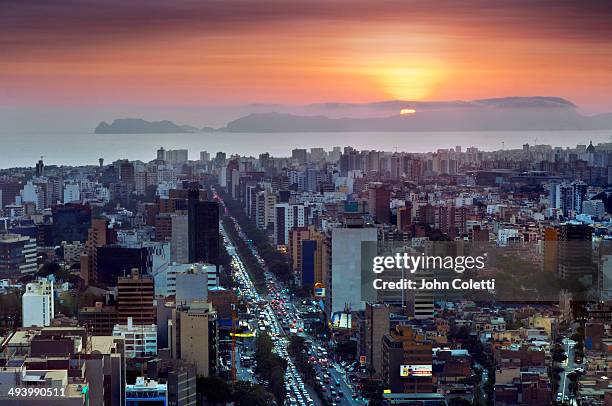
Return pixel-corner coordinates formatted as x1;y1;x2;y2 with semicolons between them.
2;0;612;112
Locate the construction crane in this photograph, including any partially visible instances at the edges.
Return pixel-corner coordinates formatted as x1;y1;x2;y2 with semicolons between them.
231;303;238;383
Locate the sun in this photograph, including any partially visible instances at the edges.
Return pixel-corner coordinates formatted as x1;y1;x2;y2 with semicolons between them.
400;108;416;115
361;59;448;101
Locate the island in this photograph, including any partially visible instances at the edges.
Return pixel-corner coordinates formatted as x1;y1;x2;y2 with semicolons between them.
94;118;200;134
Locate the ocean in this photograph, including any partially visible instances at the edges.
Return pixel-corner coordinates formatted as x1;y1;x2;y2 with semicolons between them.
1;130;610;168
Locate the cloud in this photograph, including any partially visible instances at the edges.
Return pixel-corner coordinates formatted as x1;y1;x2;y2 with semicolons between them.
2;0;612;110
2;0;612;59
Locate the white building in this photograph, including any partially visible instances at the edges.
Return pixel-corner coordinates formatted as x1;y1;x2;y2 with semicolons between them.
554;181;588;217
22;279;54;327
599;240;612;301
63;183;80;203
20;181;43;210
329;226;377;317
274;203;308;246
175;269;208;305
497;228;520;246
112;317;157;358
165;149;188;164
155;262;217;300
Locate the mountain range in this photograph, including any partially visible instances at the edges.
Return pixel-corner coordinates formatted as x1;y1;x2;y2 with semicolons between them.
94;97;612;133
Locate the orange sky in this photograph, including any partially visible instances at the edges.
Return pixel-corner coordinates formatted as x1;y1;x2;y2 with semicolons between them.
2;0;612;112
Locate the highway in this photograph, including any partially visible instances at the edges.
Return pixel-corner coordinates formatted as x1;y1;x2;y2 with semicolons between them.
215;187;367;406
221;223;317;405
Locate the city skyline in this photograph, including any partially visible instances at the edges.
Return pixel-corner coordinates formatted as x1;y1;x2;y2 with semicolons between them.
1;2;611;405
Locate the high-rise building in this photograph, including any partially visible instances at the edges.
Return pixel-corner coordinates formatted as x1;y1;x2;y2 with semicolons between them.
63;182;80;203
166;149;189;164
171;212;189;263
157;147;166;161
470;225;490;242
95;245;149;285
155;213;173;242
582;199;605;218
554;181;588;217
558;223;594;281
20;180;45;209
113;317;157;358
52;203;92;245
289;227;310;272
368;183;391;224
147;359;197;406
135;171;154;195
328;224;377;317
397;204;412;232
174;267;209;305
301;228;324;289
0;181;22;208
187;190;219;266
0;233;37;274
274;203;309;246
301;239;317;288
119;160;135;184
117;269;155;325
199;151;210;163
80;217;109;285
382;325;433;393
543;227;559;274
597;239;612;301
171;302;218;377
22;279;54;327
35;157;44;177
365;302;390;378
291;148;307;164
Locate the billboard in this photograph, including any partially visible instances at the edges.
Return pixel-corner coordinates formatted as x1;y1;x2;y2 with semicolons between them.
331;311;352;329
313;282;326;298
399;365;432;377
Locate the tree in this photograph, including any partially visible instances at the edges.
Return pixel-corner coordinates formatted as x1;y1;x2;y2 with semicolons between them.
38;262;61;277
231;381;274;406
56;291;104;317
196;376;232;404
551;345;567;364
253;332;286;403
449;398;473;406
